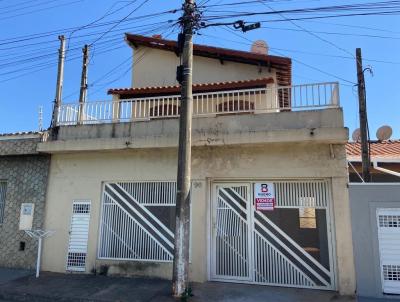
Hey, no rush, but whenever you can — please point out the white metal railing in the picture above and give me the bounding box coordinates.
[57,82,339,126]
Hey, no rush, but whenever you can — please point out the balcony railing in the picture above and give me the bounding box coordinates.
[57,82,339,126]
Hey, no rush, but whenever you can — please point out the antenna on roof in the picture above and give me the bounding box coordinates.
[352,128,361,142]
[376,125,392,141]
[38,106,43,131]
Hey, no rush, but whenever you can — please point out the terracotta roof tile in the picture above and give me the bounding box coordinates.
[108,77,274,98]
[346,140,400,160]
[0,131,42,137]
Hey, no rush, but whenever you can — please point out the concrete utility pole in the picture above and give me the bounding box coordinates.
[172,0,195,297]
[78,44,89,124]
[356,48,371,182]
[52,35,66,127]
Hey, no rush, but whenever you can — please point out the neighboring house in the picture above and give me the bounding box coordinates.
[350,184,400,299]
[0,132,50,269]
[38,34,355,295]
[347,140,400,182]
[347,140,400,298]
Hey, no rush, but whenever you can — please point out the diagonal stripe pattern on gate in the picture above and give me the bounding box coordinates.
[215,186,249,278]
[101,183,174,259]
[253,211,332,288]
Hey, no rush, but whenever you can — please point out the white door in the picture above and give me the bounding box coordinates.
[377,208,400,294]
[66,201,91,272]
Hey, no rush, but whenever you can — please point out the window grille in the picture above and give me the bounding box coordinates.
[66,252,87,270]
[0,182,7,224]
[99,181,186,262]
[383,265,400,281]
[274,180,329,208]
[73,203,90,214]
[379,215,400,228]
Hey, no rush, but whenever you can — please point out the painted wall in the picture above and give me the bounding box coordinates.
[349,183,400,299]
[131,47,277,88]
[41,143,355,294]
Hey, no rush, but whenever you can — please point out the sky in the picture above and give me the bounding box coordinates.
[0,0,399,140]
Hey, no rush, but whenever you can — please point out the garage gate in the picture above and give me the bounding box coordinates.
[210,180,336,290]
[377,208,400,294]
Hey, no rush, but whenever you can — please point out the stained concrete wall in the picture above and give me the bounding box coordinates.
[131,47,277,88]
[38,109,348,153]
[0,137,50,269]
[349,184,400,299]
[41,142,355,295]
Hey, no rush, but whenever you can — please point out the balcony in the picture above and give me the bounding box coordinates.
[56,82,340,126]
[39,81,346,153]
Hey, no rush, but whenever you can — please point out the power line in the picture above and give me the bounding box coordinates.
[259,25,400,40]
[0,0,55,11]
[297,19,400,35]
[0,8,179,45]
[0,0,60,15]
[208,10,400,23]
[199,32,400,65]
[67,0,140,49]
[255,0,355,58]
[89,0,152,47]
[87,24,180,99]
[201,1,400,22]
[0,21,177,84]
[0,0,84,22]
[221,26,356,85]
[0,20,174,69]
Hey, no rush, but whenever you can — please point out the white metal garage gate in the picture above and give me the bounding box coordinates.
[210,180,336,290]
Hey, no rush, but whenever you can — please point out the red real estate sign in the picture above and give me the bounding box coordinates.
[254,183,275,211]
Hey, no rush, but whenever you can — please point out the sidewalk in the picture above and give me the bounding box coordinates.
[0,271,355,302]
[0,269,32,286]
[0,270,390,302]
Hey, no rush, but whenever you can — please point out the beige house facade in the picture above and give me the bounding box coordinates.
[39,34,355,295]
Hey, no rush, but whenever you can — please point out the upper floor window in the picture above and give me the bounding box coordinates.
[0,182,7,224]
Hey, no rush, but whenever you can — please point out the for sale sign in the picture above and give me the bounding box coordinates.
[254,183,275,211]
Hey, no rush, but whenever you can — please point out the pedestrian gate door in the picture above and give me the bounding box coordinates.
[66,201,91,272]
[211,182,335,290]
[377,208,400,294]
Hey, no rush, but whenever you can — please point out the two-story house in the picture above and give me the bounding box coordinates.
[38,34,355,294]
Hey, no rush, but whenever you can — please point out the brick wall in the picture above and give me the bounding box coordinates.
[0,137,50,269]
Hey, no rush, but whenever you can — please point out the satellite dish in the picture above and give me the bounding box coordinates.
[251,40,269,55]
[352,128,361,142]
[376,125,392,141]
